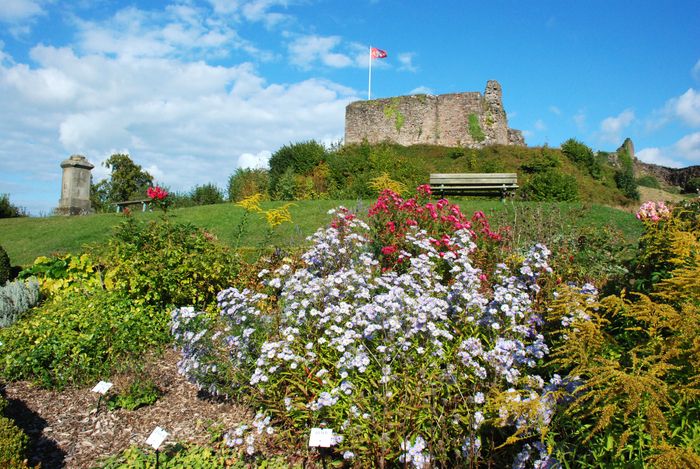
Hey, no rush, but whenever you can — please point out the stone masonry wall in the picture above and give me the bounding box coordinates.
[345,80,525,148]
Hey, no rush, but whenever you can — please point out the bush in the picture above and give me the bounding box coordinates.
[636,175,661,189]
[190,183,224,206]
[0,245,10,285]
[0,396,29,468]
[0,194,26,219]
[520,147,561,174]
[0,279,40,328]
[106,378,162,411]
[18,253,102,299]
[268,141,327,196]
[99,218,240,310]
[684,177,700,194]
[227,168,269,202]
[561,138,602,179]
[0,287,170,389]
[614,145,639,200]
[173,189,560,467]
[521,170,579,201]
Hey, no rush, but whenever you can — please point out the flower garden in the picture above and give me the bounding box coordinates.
[0,186,698,468]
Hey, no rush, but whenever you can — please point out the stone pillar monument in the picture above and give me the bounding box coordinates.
[57,155,94,215]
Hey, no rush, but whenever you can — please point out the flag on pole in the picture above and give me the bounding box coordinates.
[370,47,387,59]
[368,46,387,100]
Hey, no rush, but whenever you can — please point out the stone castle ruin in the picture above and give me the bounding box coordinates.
[345,80,525,148]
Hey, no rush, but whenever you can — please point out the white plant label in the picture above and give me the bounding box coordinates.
[91,381,113,394]
[308,427,333,447]
[146,426,169,450]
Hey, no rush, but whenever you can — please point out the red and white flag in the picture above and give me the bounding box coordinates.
[370,47,387,59]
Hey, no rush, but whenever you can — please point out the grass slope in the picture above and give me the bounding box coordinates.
[1,200,642,267]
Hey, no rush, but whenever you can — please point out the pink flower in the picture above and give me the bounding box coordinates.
[381,245,398,256]
[147,186,168,201]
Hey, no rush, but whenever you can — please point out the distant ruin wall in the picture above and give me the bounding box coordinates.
[345,80,525,148]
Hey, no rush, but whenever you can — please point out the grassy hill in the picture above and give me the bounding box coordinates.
[1,199,642,267]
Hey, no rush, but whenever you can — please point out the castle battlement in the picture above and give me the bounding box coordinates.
[344,80,525,148]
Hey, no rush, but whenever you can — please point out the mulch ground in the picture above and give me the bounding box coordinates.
[2,348,250,468]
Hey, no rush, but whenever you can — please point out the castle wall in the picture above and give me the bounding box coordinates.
[344,80,525,148]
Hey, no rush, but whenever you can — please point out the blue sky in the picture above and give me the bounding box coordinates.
[1,0,699,215]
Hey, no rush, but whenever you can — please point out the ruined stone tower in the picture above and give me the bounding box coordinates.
[344,80,525,148]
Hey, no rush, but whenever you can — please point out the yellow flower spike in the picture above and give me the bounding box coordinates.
[264,203,295,228]
[236,193,264,213]
[369,172,407,195]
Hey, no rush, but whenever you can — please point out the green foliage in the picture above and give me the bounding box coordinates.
[0,194,26,219]
[383,98,405,131]
[18,253,103,299]
[520,147,561,173]
[468,113,486,142]
[190,183,225,206]
[273,167,297,201]
[101,444,293,469]
[99,218,240,309]
[561,138,602,179]
[685,177,700,194]
[614,146,639,200]
[228,168,270,202]
[0,245,10,284]
[92,154,154,210]
[106,378,162,411]
[0,287,169,389]
[268,141,327,196]
[0,278,40,328]
[0,395,29,468]
[522,170,579,201]
[636,174,661,189]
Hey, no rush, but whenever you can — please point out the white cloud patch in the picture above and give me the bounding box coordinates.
[692,58,700,81]
[288,34,353,69]
[534,119,547,131]
[598,109,635,144]
[670,88,700,126]
[409,86,433,95]
[0,0,45,23]
[573,110,586,130]
[239,150,271,168]
[0,42,358,214]
[548,105,561,116]
[397,52,417,72]
[637,131,700,168]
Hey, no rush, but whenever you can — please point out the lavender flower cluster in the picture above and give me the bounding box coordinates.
[172,207,562,467]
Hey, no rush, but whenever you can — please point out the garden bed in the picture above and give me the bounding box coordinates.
[1,349,249,468]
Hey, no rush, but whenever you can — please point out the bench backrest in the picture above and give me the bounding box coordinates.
[430,173,518,185]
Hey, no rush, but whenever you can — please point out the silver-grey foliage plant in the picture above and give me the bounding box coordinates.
[0,278,40,327]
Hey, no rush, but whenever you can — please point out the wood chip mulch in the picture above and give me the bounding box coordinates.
[1,348,251,469]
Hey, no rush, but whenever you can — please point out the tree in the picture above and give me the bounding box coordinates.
[91,154,154,211]
[190,183,224,206]
[0,194,27,218]
[268,141,327,197]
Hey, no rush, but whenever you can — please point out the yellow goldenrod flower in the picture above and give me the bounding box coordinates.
[236,193,264,213]
[369,172,407,195]
[264,203,294,228]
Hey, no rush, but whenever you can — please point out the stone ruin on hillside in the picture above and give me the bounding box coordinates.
[344,80,525,148]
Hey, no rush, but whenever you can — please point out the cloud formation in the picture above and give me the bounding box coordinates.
[637,131,700,168]
[598,109,635,144]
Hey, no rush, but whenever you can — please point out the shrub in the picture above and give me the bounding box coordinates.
[0,194,26,219]
[0,278,40,328]
[99,218,240,310]
[190,183,224,206]
[100,444,254,468]
[614,145,639,200]
[0,287,169,389]
[273,167,297,201]
[636,174,661,189]
[0,396,29,468]
[684,177,700,194]
[561,138,602,179]
[228,168,270,202]
[268,141,327,195]
[106,378,162,411]
[520,147,561,174]
[521,170,579,201]
[18,253,102,299]
[0,245,10,285]
[173,189,560,467]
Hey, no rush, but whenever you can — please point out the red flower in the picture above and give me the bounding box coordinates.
[147,186,169,201]
[381,245,398,256]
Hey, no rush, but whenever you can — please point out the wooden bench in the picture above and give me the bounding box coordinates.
[114,199,151,213]
[429,173,518,198]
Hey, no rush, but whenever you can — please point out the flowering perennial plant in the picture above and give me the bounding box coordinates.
[146,185,170,213]
[172,190,562,467]
[636,200,671,222]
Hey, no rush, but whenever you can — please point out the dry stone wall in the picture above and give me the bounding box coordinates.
[345,80,525,148]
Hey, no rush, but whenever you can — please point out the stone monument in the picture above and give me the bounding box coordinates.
[56,155,94,215]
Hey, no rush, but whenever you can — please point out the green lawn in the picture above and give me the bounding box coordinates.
[0,199,643,267]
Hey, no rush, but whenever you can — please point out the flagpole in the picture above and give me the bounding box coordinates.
[368,45,372,100]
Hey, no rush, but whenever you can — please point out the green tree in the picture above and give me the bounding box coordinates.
[268,141,327,197]
[190,183,224,205]
[0,194,26,219]
[91,154,154,210]
[561,138,602,179]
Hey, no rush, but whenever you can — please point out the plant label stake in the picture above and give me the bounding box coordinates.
[91,381,113,415]
[146,426,169,469]
[309,427,333,469]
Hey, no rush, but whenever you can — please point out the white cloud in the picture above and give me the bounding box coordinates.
[599,109,635,144]
[636,131,700,168]
[288,35,353,69]
[548,105,561,116]
[0,42,358,214]
[534,119,547,131]
[0,0,45,23]
[239,150,271,169]
[573,110,586,130]
[397,52,417,72]
[647,88,700,131]
[409,86,433,95]
[692,58,700,81]
[241,0,290,28]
